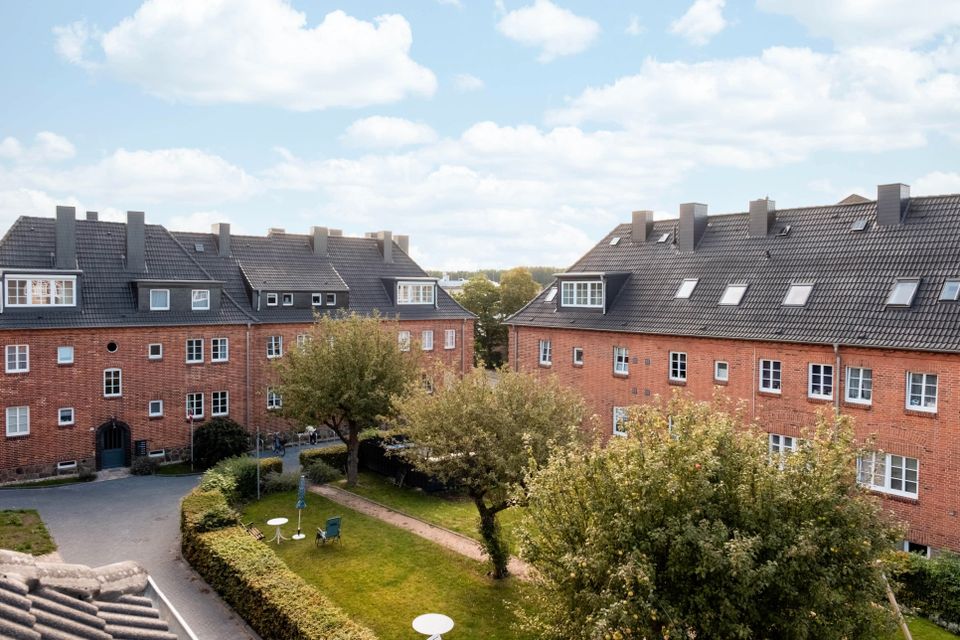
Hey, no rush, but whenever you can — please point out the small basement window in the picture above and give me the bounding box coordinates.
[940,279,960,301]
[674,278,698,299]
[783,283,814,306]
[719,284,748,306]
[886,279,920,307]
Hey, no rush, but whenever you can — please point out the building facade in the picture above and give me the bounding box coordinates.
[0,208,474,481]
[507,184,960,554]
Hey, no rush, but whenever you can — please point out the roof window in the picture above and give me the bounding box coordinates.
[609,237,621,246]
[657,232,670,243]
[544,287,558,303]
[886,279,919,307]
[194,243,204,252]
[850,219,868,232]
[719,284,748,306]
[783,283,814,306]
[776,225,792,237]
[674,278,698,299]
[940,279,960,301]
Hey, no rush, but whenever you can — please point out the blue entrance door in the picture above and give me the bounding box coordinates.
[99,420,128,469]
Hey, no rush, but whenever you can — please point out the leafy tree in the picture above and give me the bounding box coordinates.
[275,311,420,486]
[499,267,541,317]
[192,417,250,470]
[517,397,901,640]
[395,367,585,578]
[454,275,505,366]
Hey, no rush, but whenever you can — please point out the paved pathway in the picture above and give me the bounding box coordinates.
[310,483,534,580]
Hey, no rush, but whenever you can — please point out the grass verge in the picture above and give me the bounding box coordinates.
[905,617,960,639]
[1,475,92,489]
[156,461,199,475]
[0,509,57,555]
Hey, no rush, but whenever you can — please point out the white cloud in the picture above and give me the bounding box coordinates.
[436,0,464,7]
[914,171,960,196]
[757,0,960,47]
[341,117,439,149]
[453,73,485,92]
[54,0,436,110]
[626,15,644,36]
[496,0,600,63]
[0,137,23,160]
[0,132,76,164]
[670,0,727,46]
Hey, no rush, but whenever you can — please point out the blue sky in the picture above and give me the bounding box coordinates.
[1,0,959,269]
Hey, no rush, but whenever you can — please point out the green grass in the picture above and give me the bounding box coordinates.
[242,491,533,640]
[0,509,57,555]
[1,475,91,488]
[156,461,199,475]
[906,617,960,639]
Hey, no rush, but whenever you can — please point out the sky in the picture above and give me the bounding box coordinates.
[1,0,959,270]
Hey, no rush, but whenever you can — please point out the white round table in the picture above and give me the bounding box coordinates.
[266,517,288,545]
[412,613,454,639]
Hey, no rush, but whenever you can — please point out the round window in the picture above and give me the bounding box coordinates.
[106,342,118,353]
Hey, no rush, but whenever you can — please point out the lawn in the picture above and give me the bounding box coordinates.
[156,461,199,475]
[1,475,92,488]
[242,491,533,640]
[906,617,960,639]
[0,509,57,555]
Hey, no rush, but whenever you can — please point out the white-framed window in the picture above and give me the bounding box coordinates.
[267,336,283,359]
[266,293,278,307]
[186,338,204,363]
[940,279,960,301]
[539,339,552,365]
[186,392,204,419]
[267,389,282,410]
[444,329,456,350]
[902,541,931,558]
[150,289,170,311]
[312,293,323,306]
[845,367,873,405]
[5,344,29,373]
[858,452,919,498]
[669,352,687,381]
[191,289,211,311]
[808,363,834,400]
[560,280,604,308]
[398,331,411,352]
[421,330,434,351]
[769,433,797,455]
[103,368,122,397]
[5,276,76,307]
[211,338,229,362]
[714,360,729,382]
[783,283,814,306]
[57,346,74,365]
[719,284,748,306]
[148,343,163,360]
[148,400,164,418]
[282,293,293,306]
[397,282,436,305]
[326,293,337,306]
[906,372,937,412]
[58,407,75,426]
[613,406,628,437]
[674,278,698,299]
[212,391,229,417]
[296,334,309,348]
[759,359,781,393]
[573,347,584,365]
[886,279,920,307]
[5,406,29,436]
[613,346,629,375]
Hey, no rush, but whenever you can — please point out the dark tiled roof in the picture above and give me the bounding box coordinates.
[507,194,960,353]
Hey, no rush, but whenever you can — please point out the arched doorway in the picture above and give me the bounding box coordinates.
[96,419,130,469]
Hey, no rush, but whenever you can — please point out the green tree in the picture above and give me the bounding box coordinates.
[275,311,420,486]
[517,397,901,640]
[499,267,541,317]
[454,275,505,366]
[395,367,585,579]
[192,417,250,470]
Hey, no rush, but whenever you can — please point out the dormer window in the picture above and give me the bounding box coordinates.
[326,293,337,306]
[886,279,919,307]
[397,282,435,305]
[674,279,698,299]
[719,284,748,306]
[191,289,210,311]
[150,289,170,311]
[266,293,278,307]
[560,281,603,308]
[783,283,813,307]
[5,276,77,307]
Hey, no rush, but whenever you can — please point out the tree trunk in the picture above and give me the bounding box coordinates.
[346,428,360,487]
[474,495,509,579]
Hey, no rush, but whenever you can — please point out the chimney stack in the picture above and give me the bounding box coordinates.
[267,227,285,236]
[631,210,653,243]
[311,226,328,257]
[126,211,146,273]
[329,229,343,237]
[877,183,910,226]
[212,223,231,257]
[677,203,708,252]
[377,230,393,263]
[55,206,77,269]
[748,198,776,237]
[395,234,409,254]
[85,211,98,221]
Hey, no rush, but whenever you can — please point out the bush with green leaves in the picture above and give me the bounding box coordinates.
[130,456,160,476]
[300,444,348,471]
[304,460,342,484]
[192,417,250,470]
[199,456,282,506]
[263,471,300,494]
[889,550,960,632]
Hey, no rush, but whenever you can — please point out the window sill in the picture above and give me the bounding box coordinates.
[5,433,29,439]
[757,389,781,397]
[186,361,204,366]
[57,363,74,367]
[211,360,230,365]
[444,347,456,351]
[538,363,552,369]
[5,371,29,375]
[806,396,833,405]
[843,400,872,410]
[148,415,164,421]
[572,362,584,368]
[904,408,938,418]
[868,489,919,505]
[668,379,687,386]
[613,372,629,378]
[713,379,729,386]
[104,395,122,399]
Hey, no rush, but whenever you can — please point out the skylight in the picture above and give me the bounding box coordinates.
[783,283,814,306]
[776,225,792,237]
[194,243,204,252]
[544,287,558,302]
[719,284,748,306]
[675,278,698,299]
[940,279,960,301]
[657,232,670,243]
[610,237,621,246]
[850,219,868,232]
[886,279,920,307]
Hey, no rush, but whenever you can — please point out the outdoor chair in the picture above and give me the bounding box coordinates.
[315,516,342,546]
[242,521,264,541]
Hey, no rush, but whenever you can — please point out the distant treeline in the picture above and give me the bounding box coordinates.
[426,267,561,287]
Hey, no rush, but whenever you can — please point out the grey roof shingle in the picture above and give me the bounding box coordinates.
[507,194,960,353]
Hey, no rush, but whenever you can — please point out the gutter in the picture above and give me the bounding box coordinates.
[834,342,841,412]
[145,576,201,640]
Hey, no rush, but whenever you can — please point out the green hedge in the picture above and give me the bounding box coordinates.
[890,551,960,632]
[181,487,377,640]
[198,456,283,506]
[300,445,348,472]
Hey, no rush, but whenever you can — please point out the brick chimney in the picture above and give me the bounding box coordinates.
[877,183,910,226]
[55,206,77,270]
[377,230,393,264]
[749,198,776,237]
[631,210,653,243]
[85,211,98,221]
[677,203,708,252]
[311,226,328,257]
[212,223,231,257]
[395,234,409,254]
[126,211,145,273]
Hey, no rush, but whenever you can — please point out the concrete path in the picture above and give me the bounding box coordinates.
[310,483,534,580]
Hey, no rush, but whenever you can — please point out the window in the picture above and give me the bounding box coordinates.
[674,279,698,299]
[150,289,170,311]
[670,352,687,381]
[560,281,604,308]
[281,293,293,306]
[212,391,229,417]
[657,232,670,243]
[808,363,834,399]
[719,284,748,306]
[186,393,204,419]
[539,340,552,365]
[444,329,456,350]
[296,334,309,348]
[148,343,163,360]
[397,282,435,305]
[714,361,729,382]
[421,330,434,351]
[573,347,584,365]
[783,283,814,306]
[5,406,29,436]
[148,400,163,418]
[613,346,629,375]
[940,279,960,301]
[266,293,278,306]
[5,345,29,373]
[907,372,937,412]
[58,407,75,426]
[846,367,873,404]
[858,452,919,498]
[759,359,781,393]
[886,279,920,307]
[267,389,282,410]
[57,346,74,365]
[613,406,628,437]
[186,338,204,363]
[207,338,227,362]
[191,289,211,311]
[103,368,122,397]
[398,331,411,352]
[326,293,337,306]
[903,541,931,558]
[5,276,76,307]
[544,287,558,302]
[610,236,621,245]
[312,293,323,306]
[267,336,283,359]
[768,433,797,455]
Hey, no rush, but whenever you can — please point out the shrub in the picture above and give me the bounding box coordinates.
[130,456,159,476]
[200,456,284,506]
[300,444,348,472]
[890,550,960,632]
[193,418,250,470]
[263,471,300,494]
[305,460,342,484]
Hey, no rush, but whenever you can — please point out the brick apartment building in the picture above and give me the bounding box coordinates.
[507,183,960,555]
[0,207,474,482]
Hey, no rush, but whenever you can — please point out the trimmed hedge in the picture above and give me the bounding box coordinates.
[182,487,377,640]
[198,456,283,506]
[890,551,960,632]
[300,445,348,472]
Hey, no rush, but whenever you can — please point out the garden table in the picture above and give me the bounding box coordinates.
[266,517,288,545]
[413,613,454,639]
